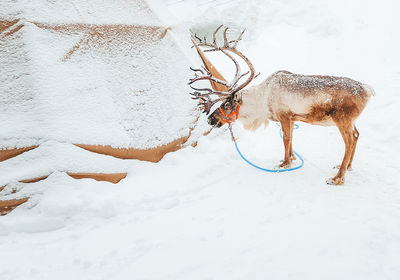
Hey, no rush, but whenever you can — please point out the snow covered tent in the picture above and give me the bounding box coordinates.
[0,0,198,214]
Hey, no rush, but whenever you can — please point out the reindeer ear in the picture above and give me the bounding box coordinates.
[233,93,242,104]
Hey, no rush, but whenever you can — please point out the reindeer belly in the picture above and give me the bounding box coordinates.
[297,104,336,126]
[301,116,335,126]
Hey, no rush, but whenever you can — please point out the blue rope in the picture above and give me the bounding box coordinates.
[231,123,304,173]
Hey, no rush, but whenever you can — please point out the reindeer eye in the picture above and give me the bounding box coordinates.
[224,102,230,108]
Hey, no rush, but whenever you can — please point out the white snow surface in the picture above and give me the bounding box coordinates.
[1,0,400,279]
[1,0,163,25]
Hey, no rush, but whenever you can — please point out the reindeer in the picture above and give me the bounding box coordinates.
[189,26,375,185]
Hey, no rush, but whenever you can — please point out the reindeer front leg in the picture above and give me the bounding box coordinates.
[279,119,294,168]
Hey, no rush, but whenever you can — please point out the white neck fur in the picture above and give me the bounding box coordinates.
[238,84,271,131]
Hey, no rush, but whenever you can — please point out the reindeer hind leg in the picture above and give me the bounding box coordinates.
[327,122,354,185]
[333,124,358,171]
[346,125,359,170]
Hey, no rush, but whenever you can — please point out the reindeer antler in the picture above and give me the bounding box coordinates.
[189,25,256,114]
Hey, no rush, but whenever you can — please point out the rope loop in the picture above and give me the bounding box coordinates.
[229,123,304,173]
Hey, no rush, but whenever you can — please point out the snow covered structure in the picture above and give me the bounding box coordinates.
[0,0,198,214]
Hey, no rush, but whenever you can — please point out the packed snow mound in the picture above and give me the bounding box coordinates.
[0,0,199,150]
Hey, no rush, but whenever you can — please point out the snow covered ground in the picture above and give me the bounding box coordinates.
[1,0,400,279]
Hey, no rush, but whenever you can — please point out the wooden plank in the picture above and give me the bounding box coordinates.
[0,197,29,216]
[0,146,38,162]
[67,173,127,184]
[75,134,190,163]
[19,175,49,183]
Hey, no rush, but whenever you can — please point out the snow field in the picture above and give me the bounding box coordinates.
[1,125,400,279]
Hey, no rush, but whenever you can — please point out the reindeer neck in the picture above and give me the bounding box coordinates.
[237,83,272,131]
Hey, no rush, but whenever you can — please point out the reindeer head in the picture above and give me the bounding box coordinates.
[189,25,256,128]
[207,93,242,127]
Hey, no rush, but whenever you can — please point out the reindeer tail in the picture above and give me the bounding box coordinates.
[363,84,376,97]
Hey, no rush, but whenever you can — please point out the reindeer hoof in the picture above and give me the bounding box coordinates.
[278,161,292,169]
[326,177,345,185]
